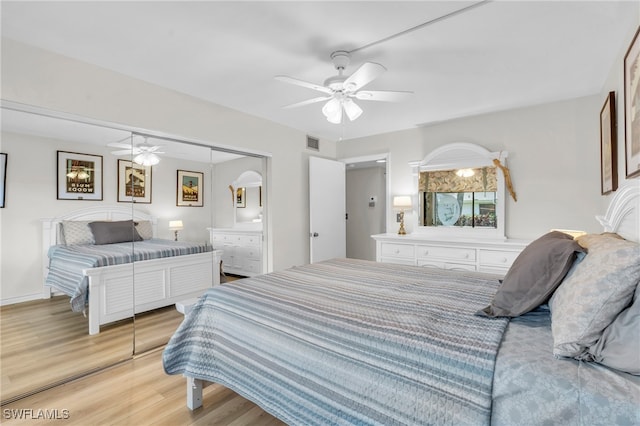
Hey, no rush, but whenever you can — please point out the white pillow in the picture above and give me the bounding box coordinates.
[550,234,640,359]
[134,220,154,240]
[61,220,95,245]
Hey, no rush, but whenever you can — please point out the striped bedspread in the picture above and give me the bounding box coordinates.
[46,239,212,312]
[163,258,508,425]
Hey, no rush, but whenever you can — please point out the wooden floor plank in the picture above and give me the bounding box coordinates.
[1,349,285,425]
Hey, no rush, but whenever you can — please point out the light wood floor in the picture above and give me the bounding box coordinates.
[1,348,286,425]
[1,276,284,424]
[1,295,182,402]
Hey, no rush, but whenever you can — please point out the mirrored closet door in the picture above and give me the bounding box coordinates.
[0,104,270,402]
[0,108,135,402]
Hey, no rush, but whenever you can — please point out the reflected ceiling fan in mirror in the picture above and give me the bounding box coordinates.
[275,50,413,124]
[109,136,164,166]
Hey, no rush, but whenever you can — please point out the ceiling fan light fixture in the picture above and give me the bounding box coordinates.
[322,98,343,124]
[134,152,160,166]
[343,98,363,121]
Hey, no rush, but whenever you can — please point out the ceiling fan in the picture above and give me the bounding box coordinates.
[109,136,164,166]
[275,50,412,124]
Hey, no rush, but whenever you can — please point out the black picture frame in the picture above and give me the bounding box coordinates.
[600,91,617,195]
[57,150,103,201]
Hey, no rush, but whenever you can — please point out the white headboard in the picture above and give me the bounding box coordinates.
[41,206,158,293]
[596,179,640,243]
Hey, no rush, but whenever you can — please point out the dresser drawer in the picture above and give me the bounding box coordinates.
[416,245,476,262]
[479,249,520,268]
[242,234,261,246]
[380,242,415,259]
[239,245,261,260]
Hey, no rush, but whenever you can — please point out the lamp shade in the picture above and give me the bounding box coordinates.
[169,220,184,230]
[392,196,412,210]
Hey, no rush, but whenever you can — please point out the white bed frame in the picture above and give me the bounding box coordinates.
[182,178,640,411]
[42,206,220,335]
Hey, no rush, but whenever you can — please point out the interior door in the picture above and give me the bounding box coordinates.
[309,156,346,263]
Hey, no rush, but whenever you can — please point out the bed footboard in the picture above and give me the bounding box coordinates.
[86,251,220,335]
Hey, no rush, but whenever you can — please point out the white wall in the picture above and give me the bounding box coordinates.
[599,23,640,213]
[0,38,336,303]
[338,95,605,240]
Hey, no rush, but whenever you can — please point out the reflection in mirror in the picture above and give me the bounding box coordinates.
[131,140,217,355]
[234,170,262,227]
[0,108,134,402]
[419,167,497,228]
[412,142,507,240]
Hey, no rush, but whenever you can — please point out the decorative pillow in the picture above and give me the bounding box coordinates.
[134,220,153,240]
[478,231,585,317]
[61,220,95,245]
[88,220,143,245]
[586,284,640,375]
[550,233,640,359]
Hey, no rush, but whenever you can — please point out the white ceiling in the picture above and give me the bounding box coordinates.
[1,1,637,142]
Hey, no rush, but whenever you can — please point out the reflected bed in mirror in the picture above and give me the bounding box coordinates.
[410,143,509,240]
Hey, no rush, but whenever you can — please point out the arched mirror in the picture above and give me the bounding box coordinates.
[411,143,509,241]
[233,170,263,228]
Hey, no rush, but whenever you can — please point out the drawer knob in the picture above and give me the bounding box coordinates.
[501,257,508,263]
[394,249,400,254]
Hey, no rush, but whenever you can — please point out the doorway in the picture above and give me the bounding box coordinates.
[344,155,388,261]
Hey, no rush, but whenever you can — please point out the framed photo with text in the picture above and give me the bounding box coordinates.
[117,159,152,203]
[57,151,103,201]
[177,169,204,207]
[624,27,640,178]
[600,91,617,195]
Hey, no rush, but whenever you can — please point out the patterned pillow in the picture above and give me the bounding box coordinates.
[587,283,640,375]
[61,220,95,245]
[550,234,640,359]
[134,220,154,240]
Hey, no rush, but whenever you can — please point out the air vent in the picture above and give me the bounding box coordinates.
[306,136,319,151]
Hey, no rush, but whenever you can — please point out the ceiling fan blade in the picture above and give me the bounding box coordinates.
[275,75,333,95]
[111,149,136,155]
[353,90,413,102]
[283,96,333,109]
[343,62,386,92]
[107,142,134,149]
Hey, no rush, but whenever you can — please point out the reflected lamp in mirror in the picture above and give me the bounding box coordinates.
[393,196,412,235]
[169,220,184,241]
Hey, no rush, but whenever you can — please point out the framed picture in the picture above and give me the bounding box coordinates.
[624,27,640,178]
[57,151,103,201]
[236,187,246,208]
[117,159,152,203]
[600,91,618,195]
[177,169,204,207]
[0,153,7,208]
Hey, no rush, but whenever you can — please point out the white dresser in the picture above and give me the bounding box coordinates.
[208,228,263,277]
[372,233,529,276]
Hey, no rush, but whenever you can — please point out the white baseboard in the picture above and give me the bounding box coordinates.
[0,292,57,306]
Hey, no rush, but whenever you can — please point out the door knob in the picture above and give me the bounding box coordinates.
[310,232,319,237]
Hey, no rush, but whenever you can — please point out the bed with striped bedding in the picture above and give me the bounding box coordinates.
[46,239,212,312]
[163,258,509,425]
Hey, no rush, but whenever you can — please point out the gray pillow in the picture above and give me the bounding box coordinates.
[587,284,640,375]
[549,233,640,358]
[478,231,585,317]
[89,220,143,245]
